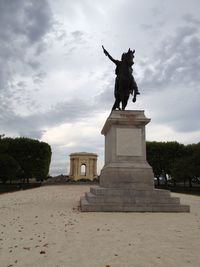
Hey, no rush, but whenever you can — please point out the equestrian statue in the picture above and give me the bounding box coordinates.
[102,45,140,110]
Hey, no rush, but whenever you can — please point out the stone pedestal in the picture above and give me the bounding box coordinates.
[80,110,190,212]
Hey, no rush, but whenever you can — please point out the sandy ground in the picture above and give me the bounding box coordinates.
[0,185,200,267]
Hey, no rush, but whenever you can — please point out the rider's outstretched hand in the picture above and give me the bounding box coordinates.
[102,45,108,56]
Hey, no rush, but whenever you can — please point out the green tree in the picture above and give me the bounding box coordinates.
[190,142,200,180]
[170,143,200,187]
[0,154,20,183]
[146,141,185,185]
[146,141,163,185]
[161,141,185,184]
[0,134,5,139]
[0,137,51,183]
[171,156,195,187]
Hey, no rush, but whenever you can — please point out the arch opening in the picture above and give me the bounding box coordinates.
[81,164,86,176]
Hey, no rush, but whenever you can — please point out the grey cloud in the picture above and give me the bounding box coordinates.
[33,72,46,84]
[0,0,53,92]
[0,0,52,45]
[61,30,88,59]
[140,24,154,31]
[71,30,84,39]
[17,81,26,88]
[64,30,87,47]
[0,97,101,138]
[140,25,200,92]
[145,86,200,133]
[27,60,40,70]
[57,31,67,41]
[24,1,53,43]
[94,82,114,109]
[64,47,76,59]
[19,130,46,139]
[140,20,165,32]
[151,3,165,17]
[139,23,200,133]
[182,14,200,25]
[0,0,54,132]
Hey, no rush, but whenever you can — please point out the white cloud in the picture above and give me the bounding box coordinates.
[42,113,106,175]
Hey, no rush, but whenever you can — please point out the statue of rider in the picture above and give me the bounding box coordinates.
[102,46,140,110]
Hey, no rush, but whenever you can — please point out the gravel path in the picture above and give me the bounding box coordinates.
[0,185,199,267]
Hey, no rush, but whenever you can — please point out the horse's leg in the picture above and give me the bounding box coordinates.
[112,95,121,110]
[122,95,129,110]
[132,90,137,102]
[122,102,126,110]
[112,78,121,110]
[112,100,118,110]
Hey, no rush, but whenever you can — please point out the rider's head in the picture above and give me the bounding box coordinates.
[121,53,126,61]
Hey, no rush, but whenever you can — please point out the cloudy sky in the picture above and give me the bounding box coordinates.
[0,0,200,175]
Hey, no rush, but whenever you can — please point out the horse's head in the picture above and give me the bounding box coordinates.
[121,48,135,65]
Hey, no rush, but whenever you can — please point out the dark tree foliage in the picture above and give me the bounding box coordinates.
[171,156,194,187]
[190,142,200,179]
[146,141,184,185]
[174,142,200,187]
[146,141,163,185]
[0,154,20,184]
[0,137,51,183]
[146,141,200,186]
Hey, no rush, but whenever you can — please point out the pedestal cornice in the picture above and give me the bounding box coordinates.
[101,110,150,135]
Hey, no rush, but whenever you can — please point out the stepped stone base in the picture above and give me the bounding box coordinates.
[80,186,190,212]
[80,110,190,212]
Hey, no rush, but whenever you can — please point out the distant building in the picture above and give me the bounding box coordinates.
[69,152,98,180]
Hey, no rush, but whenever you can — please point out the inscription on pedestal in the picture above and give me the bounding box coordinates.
[116,128,142,156]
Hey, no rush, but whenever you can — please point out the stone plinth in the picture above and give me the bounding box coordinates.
[81,110,190,212]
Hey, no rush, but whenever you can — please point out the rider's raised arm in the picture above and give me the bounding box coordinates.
[102,45,118,64]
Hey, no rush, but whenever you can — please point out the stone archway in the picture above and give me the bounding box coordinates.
[69,152,98,180]
[80,164,86,176]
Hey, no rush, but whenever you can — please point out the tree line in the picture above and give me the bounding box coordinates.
[0,137,199,186]
[146,141,200,187]
[0,137,51,184]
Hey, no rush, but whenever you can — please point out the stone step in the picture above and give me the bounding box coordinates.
[85,192,180,204]
[135,196,180,204]
[80,197,190,212]
[90,186,171,198]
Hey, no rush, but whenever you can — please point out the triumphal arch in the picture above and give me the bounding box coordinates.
[69,152,98,180]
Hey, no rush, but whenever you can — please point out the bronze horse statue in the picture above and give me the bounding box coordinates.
[102,46,140,110]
